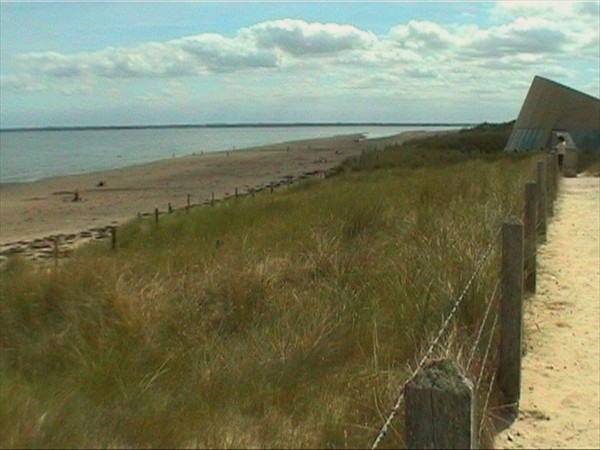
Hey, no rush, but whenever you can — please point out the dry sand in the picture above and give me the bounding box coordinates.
[0,130,434,261]
[495,176,600,449]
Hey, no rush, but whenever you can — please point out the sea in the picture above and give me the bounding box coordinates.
[0,125,467,184]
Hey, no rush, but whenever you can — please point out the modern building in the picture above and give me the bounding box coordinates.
[505,76,600,152]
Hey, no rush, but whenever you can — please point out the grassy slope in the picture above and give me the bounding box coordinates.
[1,128,539,448]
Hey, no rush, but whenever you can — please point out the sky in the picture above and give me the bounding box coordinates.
[1,1,599,128]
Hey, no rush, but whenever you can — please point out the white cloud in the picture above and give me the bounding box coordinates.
[389,20,457,51]
[0,74,46,92]
[464,18,569,57]
[491,1,599,58]
[10,18,376,86]
[404,67,438,79]
[244,19,377,56]
[1,11,597,111]
[171,34,279,73]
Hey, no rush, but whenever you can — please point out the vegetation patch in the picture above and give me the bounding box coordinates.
[1,130,541,448]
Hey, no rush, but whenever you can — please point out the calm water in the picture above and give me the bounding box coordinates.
[0,125,464,184]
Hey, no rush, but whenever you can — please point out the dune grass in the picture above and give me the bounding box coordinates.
[578,147,600,176]
[0,142,539,448]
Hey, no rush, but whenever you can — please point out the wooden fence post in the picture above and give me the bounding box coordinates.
[498,216,524,417]
[536,161,547,241]
[524,182,538,293]
[546,155,554,217]
[235,187,238,198]
[405,359,476,449]
[211,191,215,206]
[550,153,558,198]
[563,147,578,177]
[168,202,173,213]
[110,226,117,250]
[187,194,191,213]
[270,183,274,193]
[154,208,159,225]
[251,188,255,198]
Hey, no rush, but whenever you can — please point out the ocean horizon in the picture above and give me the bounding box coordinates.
[0,124,469,184]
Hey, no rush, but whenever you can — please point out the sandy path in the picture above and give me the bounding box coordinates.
[495,176,600,449]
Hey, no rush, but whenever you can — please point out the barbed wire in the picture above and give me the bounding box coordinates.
[370,225,502,449]
[470,291,500,444]
[466,279,500,371]
[476,311,499,389]
[478,369,497,444]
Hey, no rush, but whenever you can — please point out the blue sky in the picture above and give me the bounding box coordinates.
[1,1,599,128]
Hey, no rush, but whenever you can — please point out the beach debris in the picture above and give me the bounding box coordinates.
[72,190,80,202]
[96,180,105,187]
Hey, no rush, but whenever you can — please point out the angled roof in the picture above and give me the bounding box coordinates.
[505,76,600,151]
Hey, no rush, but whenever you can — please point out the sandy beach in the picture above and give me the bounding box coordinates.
[0,130,434,261]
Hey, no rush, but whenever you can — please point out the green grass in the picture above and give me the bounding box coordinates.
[1,140,539,448]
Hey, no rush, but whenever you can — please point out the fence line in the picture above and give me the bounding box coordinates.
[126,168,334,226]
[466,279,500,371]
[370,228,501,449]
[371,152,559,449]
[477,310,499,389]
[97,150,558,449]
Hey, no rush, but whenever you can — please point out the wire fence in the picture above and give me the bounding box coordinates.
[370,225,502,449]
[0,167,337,263]
[113,151,557,449]
[370,152,559,449]
[13,149,559,448]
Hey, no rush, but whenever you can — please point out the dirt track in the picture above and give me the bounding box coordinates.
[495,176,600,449]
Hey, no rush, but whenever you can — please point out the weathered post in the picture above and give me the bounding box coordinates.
[235,187,238,198]
[551,153,559,197]
[187,194,191,213]
[270,183,274,194]
[536,161,547,241]
[251,188,255,198]
[546,155,554,217]
[168,202,173,214]
[498,217,524,417]
[563,147,578,177]
[154,208,159,225]
[211,191,215,207]
[110,226,117,251]
[405,359,476,449]
[524,182,537,293]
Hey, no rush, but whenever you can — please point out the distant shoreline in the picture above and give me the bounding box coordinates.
[0,122,474,133]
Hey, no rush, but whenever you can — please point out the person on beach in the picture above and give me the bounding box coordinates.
[555,135,567,171]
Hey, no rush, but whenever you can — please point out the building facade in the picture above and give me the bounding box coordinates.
[505,76,600,152]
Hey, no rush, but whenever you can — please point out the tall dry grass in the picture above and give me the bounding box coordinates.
[1,144,539,448]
